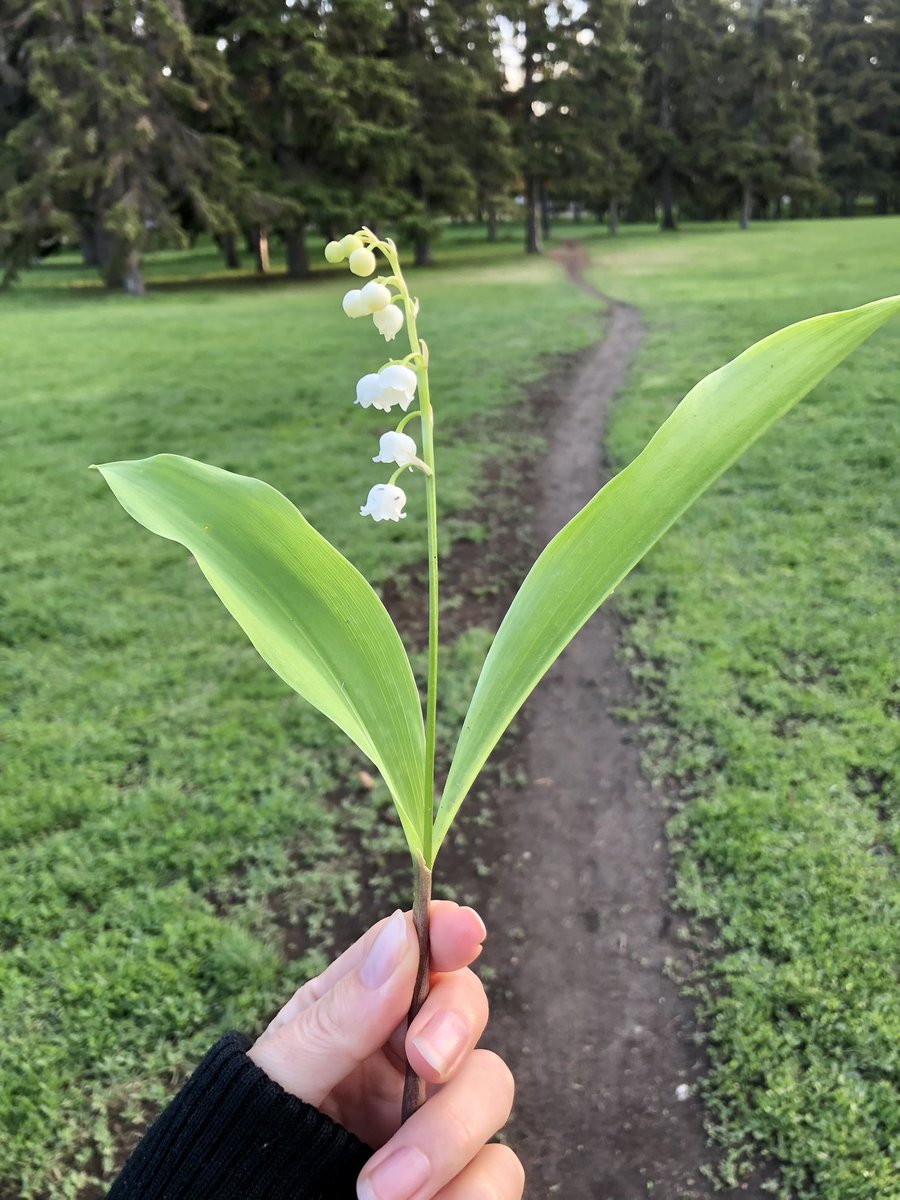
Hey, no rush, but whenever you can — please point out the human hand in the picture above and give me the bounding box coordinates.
[248,902,522,1199]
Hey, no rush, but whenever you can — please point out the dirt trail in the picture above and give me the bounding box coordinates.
[474,244,732,1199]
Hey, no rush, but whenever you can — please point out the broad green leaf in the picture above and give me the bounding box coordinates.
[435,295,900,856]
[95,455,426,852]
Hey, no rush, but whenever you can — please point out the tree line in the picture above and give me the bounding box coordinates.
[1,0,897,292]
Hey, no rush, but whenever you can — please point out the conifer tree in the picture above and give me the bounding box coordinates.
[725,0,818,228]
[810,0,900,213]
[632,0,730,230]
[0,0,239,292]
[386,0,514,266]
[560,0,641,234]
[197,0,412,278]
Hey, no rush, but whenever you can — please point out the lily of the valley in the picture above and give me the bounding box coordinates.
[356,363,418,413]
[373,431,430,473]
[360,483,407,522]
[373,305,404,341]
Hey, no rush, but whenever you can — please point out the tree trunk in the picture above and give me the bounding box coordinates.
[487,205,498,242]
[660,160,677,231]
[525,176,542,255]
[740,178,752,230]
[104,242,144,295]
[608,199,619,237]
[254,228,270,273]
[540,187,552,240]
[840,192,856,218]
[572,202,583,224]
[285,224,309,278]
[414,234,433,267]
[80,222,99,268]
[222,232,241,270]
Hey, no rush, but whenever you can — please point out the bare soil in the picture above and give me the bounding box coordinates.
[407,245,761,1199]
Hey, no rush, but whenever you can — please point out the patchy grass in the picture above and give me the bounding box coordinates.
[586,217,900,1199]
[0,244,598,1197]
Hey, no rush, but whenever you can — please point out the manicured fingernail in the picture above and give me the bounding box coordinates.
[411,1009,469,1078]
[358,1147,430,1200]
[360,910,409,990]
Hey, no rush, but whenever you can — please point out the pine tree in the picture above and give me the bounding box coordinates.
[560,0,641,234]
[632,0,731,230]
[197,0,412,278]
[810,0,900,213]
[720,0,819,227]
[503,0,553,253]
[0,0,239,293]
[386,0,514,266]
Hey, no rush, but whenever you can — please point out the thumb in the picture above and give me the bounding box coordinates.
[248,910,417,1106]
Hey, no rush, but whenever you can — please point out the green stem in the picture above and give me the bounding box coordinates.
[401,852,432,1122]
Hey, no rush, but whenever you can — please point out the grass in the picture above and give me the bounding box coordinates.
[583,217,900,1200]
[3,216,897,1199]
[0,236,599,1197]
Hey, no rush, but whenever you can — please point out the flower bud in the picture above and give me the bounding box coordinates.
[355,373,382,408]
[373,305,404,341]
[360,281,391,312]
[373,431,426,470]
[360,483,407,522]
[342,289,369,318]
[349,247,377,277]
[338,233,363,258]
[324,240,344,263]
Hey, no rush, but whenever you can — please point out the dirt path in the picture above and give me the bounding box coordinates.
[471,245,728,1199]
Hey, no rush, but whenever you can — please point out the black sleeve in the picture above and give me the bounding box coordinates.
[107,1032,373,1199]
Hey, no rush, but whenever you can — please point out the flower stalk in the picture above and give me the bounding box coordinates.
[330,228,439,1121]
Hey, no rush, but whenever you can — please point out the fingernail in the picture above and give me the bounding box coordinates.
[360,910,409,990]
[358,1147,430,1200]
[462,906,487,941]
[411,1009,469,1078]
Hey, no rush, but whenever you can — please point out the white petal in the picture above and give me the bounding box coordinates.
[373,305,404,341]
[360,281,392,312]
[360,483,407,521]
[378,363,417,397]
[373,431,418,465]
[355,373,382,408]
[342,289,368,318]
[349,247,377,277]
[338,233,363,257]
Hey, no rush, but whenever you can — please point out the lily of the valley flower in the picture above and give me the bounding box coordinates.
[325,233,363,263]
[355,363,418,412]
[360,281,391,311]
[373,305,404,341]
[349,247,377,277]
[373,431,429,473]
[343,289,370,319]
[360,483,407,522]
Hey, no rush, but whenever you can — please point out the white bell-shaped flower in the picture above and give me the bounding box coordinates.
[349,247,377,277]
[360,483,407,522]
[355,373,383,408]
[360,281,391,312]
[354,363,418,413]
[378,364,417,397]
[372,431,426,470]
[373,304,404,341]
[343,289,369,319]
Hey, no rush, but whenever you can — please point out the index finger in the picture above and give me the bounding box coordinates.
[265,903,486,1031]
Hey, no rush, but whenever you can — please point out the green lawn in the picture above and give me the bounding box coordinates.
[0,239,598,1197]
[586,218,900,1200]
[2,218,897,1199]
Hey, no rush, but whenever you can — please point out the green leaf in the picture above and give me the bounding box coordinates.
[94,455,426,853]
[435,295,900,856]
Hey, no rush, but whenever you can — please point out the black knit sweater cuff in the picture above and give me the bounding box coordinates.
[107,1032,373,1199]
